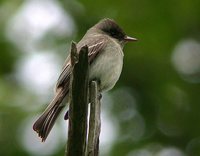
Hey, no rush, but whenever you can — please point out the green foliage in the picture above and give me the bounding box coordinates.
[0,0,200,155]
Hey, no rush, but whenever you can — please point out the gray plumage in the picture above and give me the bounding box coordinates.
[33,18,137,141]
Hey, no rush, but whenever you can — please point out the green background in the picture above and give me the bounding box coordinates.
[0,0,200,155]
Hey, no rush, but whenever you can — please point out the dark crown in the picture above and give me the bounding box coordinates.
[95,18,126,41]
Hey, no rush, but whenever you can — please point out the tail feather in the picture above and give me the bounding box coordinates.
[33,88,68,142]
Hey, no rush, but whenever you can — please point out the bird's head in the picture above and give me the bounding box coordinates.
[94,18,137,46]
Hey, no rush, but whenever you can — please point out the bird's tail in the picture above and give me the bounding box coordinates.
[33,88,68,142]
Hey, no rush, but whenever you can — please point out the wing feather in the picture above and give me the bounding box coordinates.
[56,37,106,89]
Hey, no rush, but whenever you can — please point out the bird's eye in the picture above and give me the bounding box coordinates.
[103,27,124,40]
[109,29,117,37]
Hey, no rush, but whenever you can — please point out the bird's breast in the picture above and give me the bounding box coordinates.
[89,42,124,91]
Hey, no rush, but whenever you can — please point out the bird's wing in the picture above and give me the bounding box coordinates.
[56,37,106,89]
[85,37,106,63]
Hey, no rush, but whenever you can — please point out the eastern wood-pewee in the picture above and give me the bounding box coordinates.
[33,18,137,141]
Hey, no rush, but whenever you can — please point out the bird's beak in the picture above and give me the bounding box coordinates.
[124,36,138,42]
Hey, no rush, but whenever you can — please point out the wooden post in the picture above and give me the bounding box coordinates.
[87,81,101,156]
[65,42,89,156]
[65,42,101,156]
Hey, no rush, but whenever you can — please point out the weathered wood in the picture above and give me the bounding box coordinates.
[87,81,101,156]
[66,43,89,156]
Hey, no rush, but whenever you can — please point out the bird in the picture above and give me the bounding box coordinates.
[33,18,137,142]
